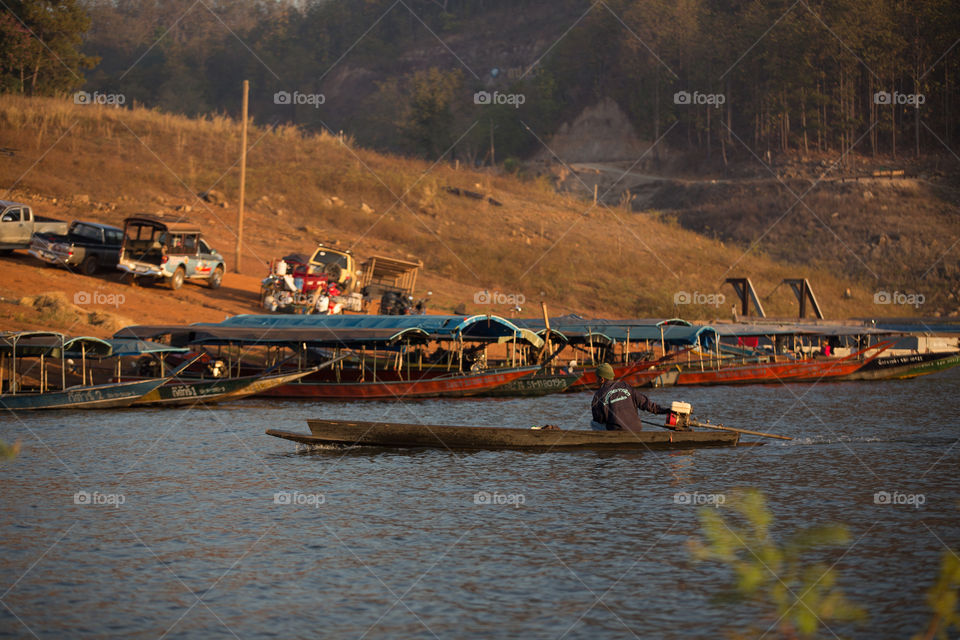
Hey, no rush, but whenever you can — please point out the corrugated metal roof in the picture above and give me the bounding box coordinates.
[711,323,890,337]
[215,314,530,342]
[106,338,189,356]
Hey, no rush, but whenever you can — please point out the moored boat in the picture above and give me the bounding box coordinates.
[267,419,741,450]
[0,332,182,411]
[473,371,581,397]
[835,350,960,381]
[133,366,320,406]
[259,365,541,400]
[669,342,892,386]
[1,377,173,410]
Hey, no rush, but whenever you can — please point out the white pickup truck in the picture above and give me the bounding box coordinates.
[0,201,69,253]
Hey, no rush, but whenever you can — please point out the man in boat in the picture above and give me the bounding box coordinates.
[590,363,676,431]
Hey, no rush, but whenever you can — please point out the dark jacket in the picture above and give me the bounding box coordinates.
[591,379,669,431]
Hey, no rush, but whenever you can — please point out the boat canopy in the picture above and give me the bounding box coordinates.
[214,314,536,343]
[62,336,113,357]
[0,332,113,357]
[535,324,717,347]
[106,338,189,357]
[513,316,705,345]
[711,323,891,338]
[185,325,431,347]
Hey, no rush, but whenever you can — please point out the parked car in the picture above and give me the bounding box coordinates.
[117,215,226,290]
[0,201,68,253]
[28,220,124,275]
[306,243,357,293]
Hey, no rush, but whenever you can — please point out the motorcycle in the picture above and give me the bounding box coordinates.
[380,291,431,315]
[260,274,343,314]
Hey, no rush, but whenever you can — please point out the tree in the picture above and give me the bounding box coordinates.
[1,0,97,95]
[399,67,465,158]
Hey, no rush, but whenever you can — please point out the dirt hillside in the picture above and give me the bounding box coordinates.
[0,96,908,336]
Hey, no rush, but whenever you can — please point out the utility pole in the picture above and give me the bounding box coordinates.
[235,79,249,274]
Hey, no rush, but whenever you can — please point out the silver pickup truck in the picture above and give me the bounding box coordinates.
[0,201,69,253]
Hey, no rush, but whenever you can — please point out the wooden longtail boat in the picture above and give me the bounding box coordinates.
[474,372,581,397]
[258,365,541,400]
[835,350,960,381]
[669,342,892,386]
[133,367,319,406]
[0,376,171,411]
[267,419,741,451]
[0,342,201,411]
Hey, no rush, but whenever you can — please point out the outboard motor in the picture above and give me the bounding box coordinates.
[665,401,692,430]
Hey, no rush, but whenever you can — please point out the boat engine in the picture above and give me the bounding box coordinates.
[665,401,692,430]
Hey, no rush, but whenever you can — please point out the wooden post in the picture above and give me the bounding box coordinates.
[235,79,249,274]
[540,302,551,365]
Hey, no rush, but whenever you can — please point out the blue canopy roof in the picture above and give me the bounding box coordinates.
[513,317,714,346]
[106,338,189,357]
[213,314,533,343]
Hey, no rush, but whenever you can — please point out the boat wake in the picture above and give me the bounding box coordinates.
[784,435,956,446]
[294,442,359,452]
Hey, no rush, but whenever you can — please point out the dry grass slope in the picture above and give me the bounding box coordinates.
[0,95,894,320]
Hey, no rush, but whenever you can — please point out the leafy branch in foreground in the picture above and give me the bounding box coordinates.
[915,511,960,640]
[0,438,20,460]
[688,489,865,639]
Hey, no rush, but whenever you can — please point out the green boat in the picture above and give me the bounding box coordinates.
[837,350,960,381]
[475,372,581,397]
[0,333,191,411]
[133,366,321,406]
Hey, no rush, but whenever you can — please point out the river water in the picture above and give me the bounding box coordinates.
[1,369,959,639]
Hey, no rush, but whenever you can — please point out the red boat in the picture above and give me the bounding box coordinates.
[566,361,662,390]
[259,365,541,400]
[670,342,892,386]
[565,346,697,390]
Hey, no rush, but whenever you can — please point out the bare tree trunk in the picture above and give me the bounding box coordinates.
[30,56,42,95]
[706,101,711,159]
[801,87,809,154]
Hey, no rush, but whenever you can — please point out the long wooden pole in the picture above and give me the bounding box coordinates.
[235,79,249,274]
[641,418,792,441]
[540,302,551,365]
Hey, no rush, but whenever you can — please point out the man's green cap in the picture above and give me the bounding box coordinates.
[596,363,614,380]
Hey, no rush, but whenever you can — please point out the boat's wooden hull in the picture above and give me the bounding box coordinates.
[835,351,960,381]
[0,377,169,411]
[474,372,581,397]
[265,419,741,450]
[257,366,540,400]
[671,356,866,386]
[133,368,316,406]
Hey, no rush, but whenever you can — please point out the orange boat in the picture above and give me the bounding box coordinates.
[669,342,892,386]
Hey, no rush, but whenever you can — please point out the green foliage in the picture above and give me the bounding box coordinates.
[914,537,960,640]
[1,0,97,95]
[399,67,464,158]
[0,439,20,460]
[71,0,960,158]
[690,489,866,638]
